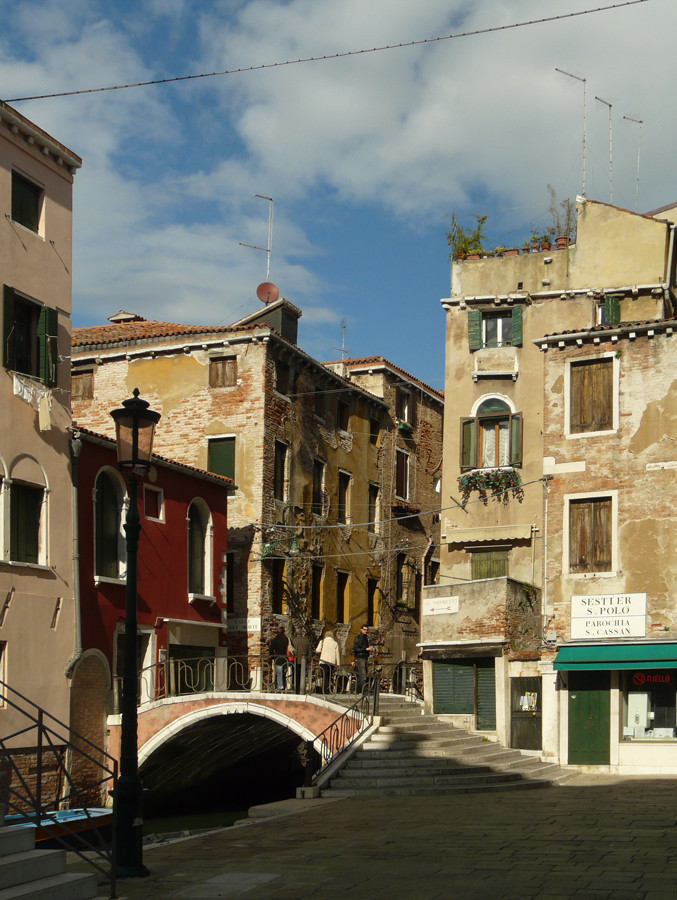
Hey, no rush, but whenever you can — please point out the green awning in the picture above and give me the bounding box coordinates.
[554,643,677,671]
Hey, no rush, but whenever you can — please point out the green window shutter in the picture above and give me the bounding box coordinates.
[95,473,120,578]
[509,413,522,467]
[188,505,206,593]
[605,295,620,326]
[467,309,482,351]
[38,305,58,386]
[511,305,523,346]
[2,286,16,371]
[208,437,235,494]
[460,417,475,470]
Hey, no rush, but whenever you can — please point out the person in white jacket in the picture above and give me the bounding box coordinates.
[316,630,340,694]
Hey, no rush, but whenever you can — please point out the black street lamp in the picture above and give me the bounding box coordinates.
[110,389,160,877]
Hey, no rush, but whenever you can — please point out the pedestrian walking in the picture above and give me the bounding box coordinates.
[316,629,340,694]
[351,624,375,693]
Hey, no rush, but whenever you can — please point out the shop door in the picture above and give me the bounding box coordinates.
[510,677,542,750]
[568,671,610,764]
[476,661,496,731]
[432,661,474,715]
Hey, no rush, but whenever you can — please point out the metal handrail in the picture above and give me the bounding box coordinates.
[305,675,380,784]
[0,679,117,899]
[112,655,423,710]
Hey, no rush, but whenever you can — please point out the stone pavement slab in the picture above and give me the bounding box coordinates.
[83,777,677,899]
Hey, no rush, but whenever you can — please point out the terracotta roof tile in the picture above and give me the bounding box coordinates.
[323,355,444,401]
[72,319,254,349]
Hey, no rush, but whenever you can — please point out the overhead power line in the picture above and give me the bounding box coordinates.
[5,1,649,104]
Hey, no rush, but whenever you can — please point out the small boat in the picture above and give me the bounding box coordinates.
[4,807,112,848]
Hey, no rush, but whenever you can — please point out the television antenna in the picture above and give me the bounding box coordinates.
[595,96,614,204]
[556,68,587,197]
[239,193,274,281]
[332,319,351,361]
[623,114,644,212]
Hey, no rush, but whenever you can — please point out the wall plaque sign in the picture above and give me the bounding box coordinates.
[423,595,460,616]
[570,593,647,640]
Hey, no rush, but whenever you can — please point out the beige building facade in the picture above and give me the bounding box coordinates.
[426,198,677,772]
[0,102,81,736]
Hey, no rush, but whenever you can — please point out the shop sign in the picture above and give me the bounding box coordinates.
[423,595,460,616]
[630,671,674,687]
[570,593,647,640]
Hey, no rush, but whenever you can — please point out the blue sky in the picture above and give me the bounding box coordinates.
[1,0,671,392]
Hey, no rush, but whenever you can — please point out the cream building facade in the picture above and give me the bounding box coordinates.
[424,198,677,772]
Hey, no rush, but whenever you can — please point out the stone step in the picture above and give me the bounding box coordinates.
[0,832,34,860]
[0,849,65,891]
[321,780,549,798]
[336,762,494,779]
[0,871,98,900]
[332,770,523,790]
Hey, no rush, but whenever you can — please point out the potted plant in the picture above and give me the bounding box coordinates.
[457,468,524,507]
[447,213,487,261]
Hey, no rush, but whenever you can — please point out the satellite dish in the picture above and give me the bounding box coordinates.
[256,282,279,305]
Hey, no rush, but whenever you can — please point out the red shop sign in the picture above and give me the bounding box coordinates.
[631,671,674,687]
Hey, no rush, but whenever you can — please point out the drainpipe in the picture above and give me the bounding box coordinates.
[65,433,83,677]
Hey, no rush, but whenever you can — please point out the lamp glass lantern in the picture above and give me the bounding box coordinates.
[111,388,160,472]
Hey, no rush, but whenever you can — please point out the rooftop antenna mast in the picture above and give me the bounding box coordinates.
[239,193,274,281]
[595,96,614,204]
[623,114,644,212]
[556,68,587,197]
[332,319,351,361]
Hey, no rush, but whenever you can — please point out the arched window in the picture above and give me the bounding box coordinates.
[95,470,124,579]
[9,456,47,565]
[461,398,522,471]
[187,500,212,598]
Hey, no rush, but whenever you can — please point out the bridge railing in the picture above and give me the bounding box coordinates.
[0,678,117,899]
[112,656,423,710]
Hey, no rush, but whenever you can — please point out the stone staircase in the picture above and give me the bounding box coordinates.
[0,826,97,900]
[321,695,575,797]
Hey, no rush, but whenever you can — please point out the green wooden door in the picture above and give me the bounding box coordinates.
[476,661,496,731]
[433,661,474,715]
[568,671,610,764]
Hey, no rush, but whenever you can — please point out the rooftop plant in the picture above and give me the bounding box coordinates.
[447,213,487,260]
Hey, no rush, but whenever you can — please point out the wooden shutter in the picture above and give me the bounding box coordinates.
[208,437,235,477]
[467,309,482,351]
[570,359,612,433]
[96,473,120,578]
[569,497,612,573]
[2,285,16,371]
[188,505,206,593]
[509,413,522,466]
[604,295,621,325]
[396,450,408,498]
[10,483,42,564]
[511,305,523,347]
[476,663,497,730]
[471,550,509,580]
[38,305,58,386]
[460,417,476,470]
[433,661,474,715]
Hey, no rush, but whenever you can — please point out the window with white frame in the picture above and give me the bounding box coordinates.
[395,449,409,500]
[8,457,47,566]
[468,306,523,350]
[143,485,164,521]
[566,355,618,437]
[95,469,125,580]
[565,492,617,575]
[368,483,379,533]
[396,388,414,425]
[11,170,43,234]
[274,441,288,502]
[460,398,522,470]
[312,459,325,516]
[187,500,212,598]
[2,287,58,386]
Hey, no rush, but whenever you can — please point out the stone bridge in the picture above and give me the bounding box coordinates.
[107,692,362,795]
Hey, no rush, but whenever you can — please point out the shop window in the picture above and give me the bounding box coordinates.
[11,170,43,234]
[274,441,287,502]
[311,564,323,619]
[460,399,522,470]
[208,436,235,495]
[71,369,93,401]
[2,287,58,386]
[209,356,237,388]
[471,548,509,580]
[337,470,351,524]
[10,482,43,564]
[367,578,379,627]
[336,570,349,623]
[568,495,613,574]
[623,671,677,740]
[95,470,124,579]
[187,501,211,597]
[395,449,409,500]
[368,483,379,533]
[468,306,523,350]
[568,357,614,435]
[311,459,325,516]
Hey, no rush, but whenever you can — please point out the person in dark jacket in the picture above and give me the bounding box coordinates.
[269,626,290,690]
[351,624,374,693]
